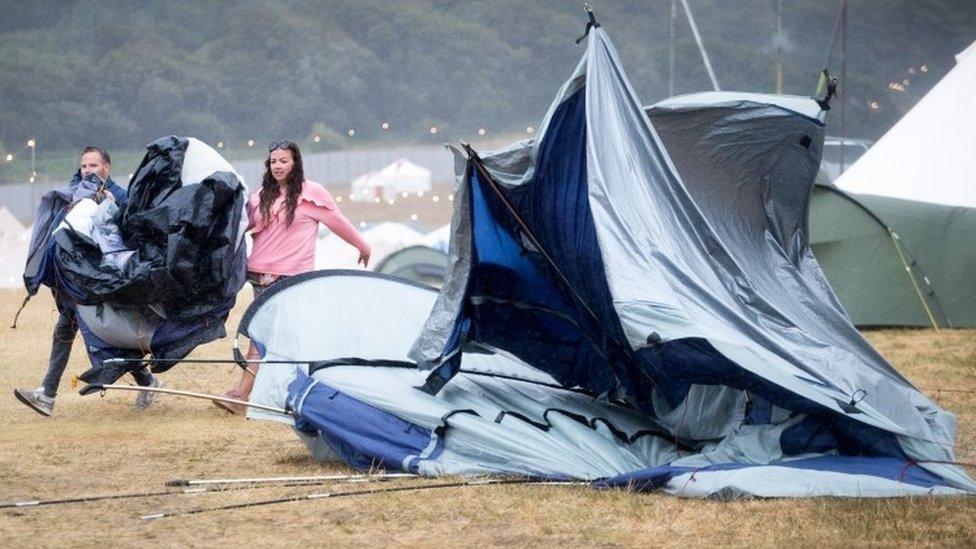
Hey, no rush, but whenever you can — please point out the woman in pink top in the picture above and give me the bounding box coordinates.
[215,141,370,414]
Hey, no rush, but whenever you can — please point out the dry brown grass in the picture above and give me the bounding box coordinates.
[1,289,975,547]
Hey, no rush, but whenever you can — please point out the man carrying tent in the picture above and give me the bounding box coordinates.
[14,146,162,417]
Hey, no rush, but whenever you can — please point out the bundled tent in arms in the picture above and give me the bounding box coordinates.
[23,136,248,387]
[242,24,975,498]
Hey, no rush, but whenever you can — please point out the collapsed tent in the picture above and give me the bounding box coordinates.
[374,245,448,287]
[24,136,248,385]
[645,93,976,328]
[244,27,974,498]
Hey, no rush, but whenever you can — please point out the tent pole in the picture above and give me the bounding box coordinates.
[85,384,290,415]
[839,0,847,172]
[669,0,677,97]
[166,473,416,487]
[1,475,417,510]
[141,478,585,520]
[678,0,720,91]
[887,230,941,331]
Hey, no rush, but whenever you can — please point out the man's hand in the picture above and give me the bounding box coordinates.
[358,249,371,268]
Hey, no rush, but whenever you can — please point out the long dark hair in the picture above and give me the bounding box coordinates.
[258,142,305,227]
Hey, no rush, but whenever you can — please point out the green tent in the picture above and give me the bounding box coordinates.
[374,245,448,288]
[809,184,976,328]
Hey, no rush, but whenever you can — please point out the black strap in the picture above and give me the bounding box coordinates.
[815,69,839,111]
[495,410,550,431]
[435,409,480,436]
[575,5,601,44]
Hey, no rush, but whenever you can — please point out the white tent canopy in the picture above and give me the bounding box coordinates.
[0,207,29,288]
[349,159,432,202]
[835,41,976,208]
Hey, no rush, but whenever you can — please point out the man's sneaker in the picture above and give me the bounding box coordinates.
[133,376,164,410]
[14,388,54,417]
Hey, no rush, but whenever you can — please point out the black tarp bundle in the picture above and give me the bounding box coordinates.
[24,136,248,385]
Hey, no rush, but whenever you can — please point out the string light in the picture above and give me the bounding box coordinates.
[869,101,880,111]
[432,195,440,203]
[526,126,535,134]
[920,65,928,73]
[387,198,396,205]
[313,135,321,143]
[359,221,366,228]
[217,141,224,148]
[127,173,134,179]
[908,67,916,75]
[477,128,486,136]
[902,78,910,86]
[347,193,355,200]
[27,139,35,148]
[416,190,424,198]
[247,139,255,147]
[410,213,418,221]
[381,122,390,130]
[448,194,454,201]
[29,175,35,183]
[336,195,343,203]
[373,197,381,204]
[348,129,356,137]
[4,154,12,162]
[401,191,409,198]
[429,126,438,134]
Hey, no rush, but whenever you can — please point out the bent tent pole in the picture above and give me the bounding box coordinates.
[141,478,586,520]
[83,384,289,416]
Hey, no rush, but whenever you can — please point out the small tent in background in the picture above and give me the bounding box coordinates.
[0,207,29,287]
[349,159,433,202]
[834,40,976,208]
[315,221,424,270]
[374,245,448,287]
[349,170,387,202]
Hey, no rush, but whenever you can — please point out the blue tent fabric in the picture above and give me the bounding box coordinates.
[600,456,949,493]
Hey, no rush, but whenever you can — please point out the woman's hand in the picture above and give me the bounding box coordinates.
[358,248,371,268]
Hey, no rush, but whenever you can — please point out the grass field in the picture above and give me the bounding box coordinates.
[1,288,975,546]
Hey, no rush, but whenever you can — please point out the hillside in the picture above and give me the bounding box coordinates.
[1,0,974,154]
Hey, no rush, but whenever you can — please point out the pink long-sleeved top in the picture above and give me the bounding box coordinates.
[246,180,370,276]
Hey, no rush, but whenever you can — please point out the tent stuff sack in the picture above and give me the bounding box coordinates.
[244,27,974,498]
[22,136,248,386]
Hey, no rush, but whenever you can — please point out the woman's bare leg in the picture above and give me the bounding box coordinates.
[236,343,261,398]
